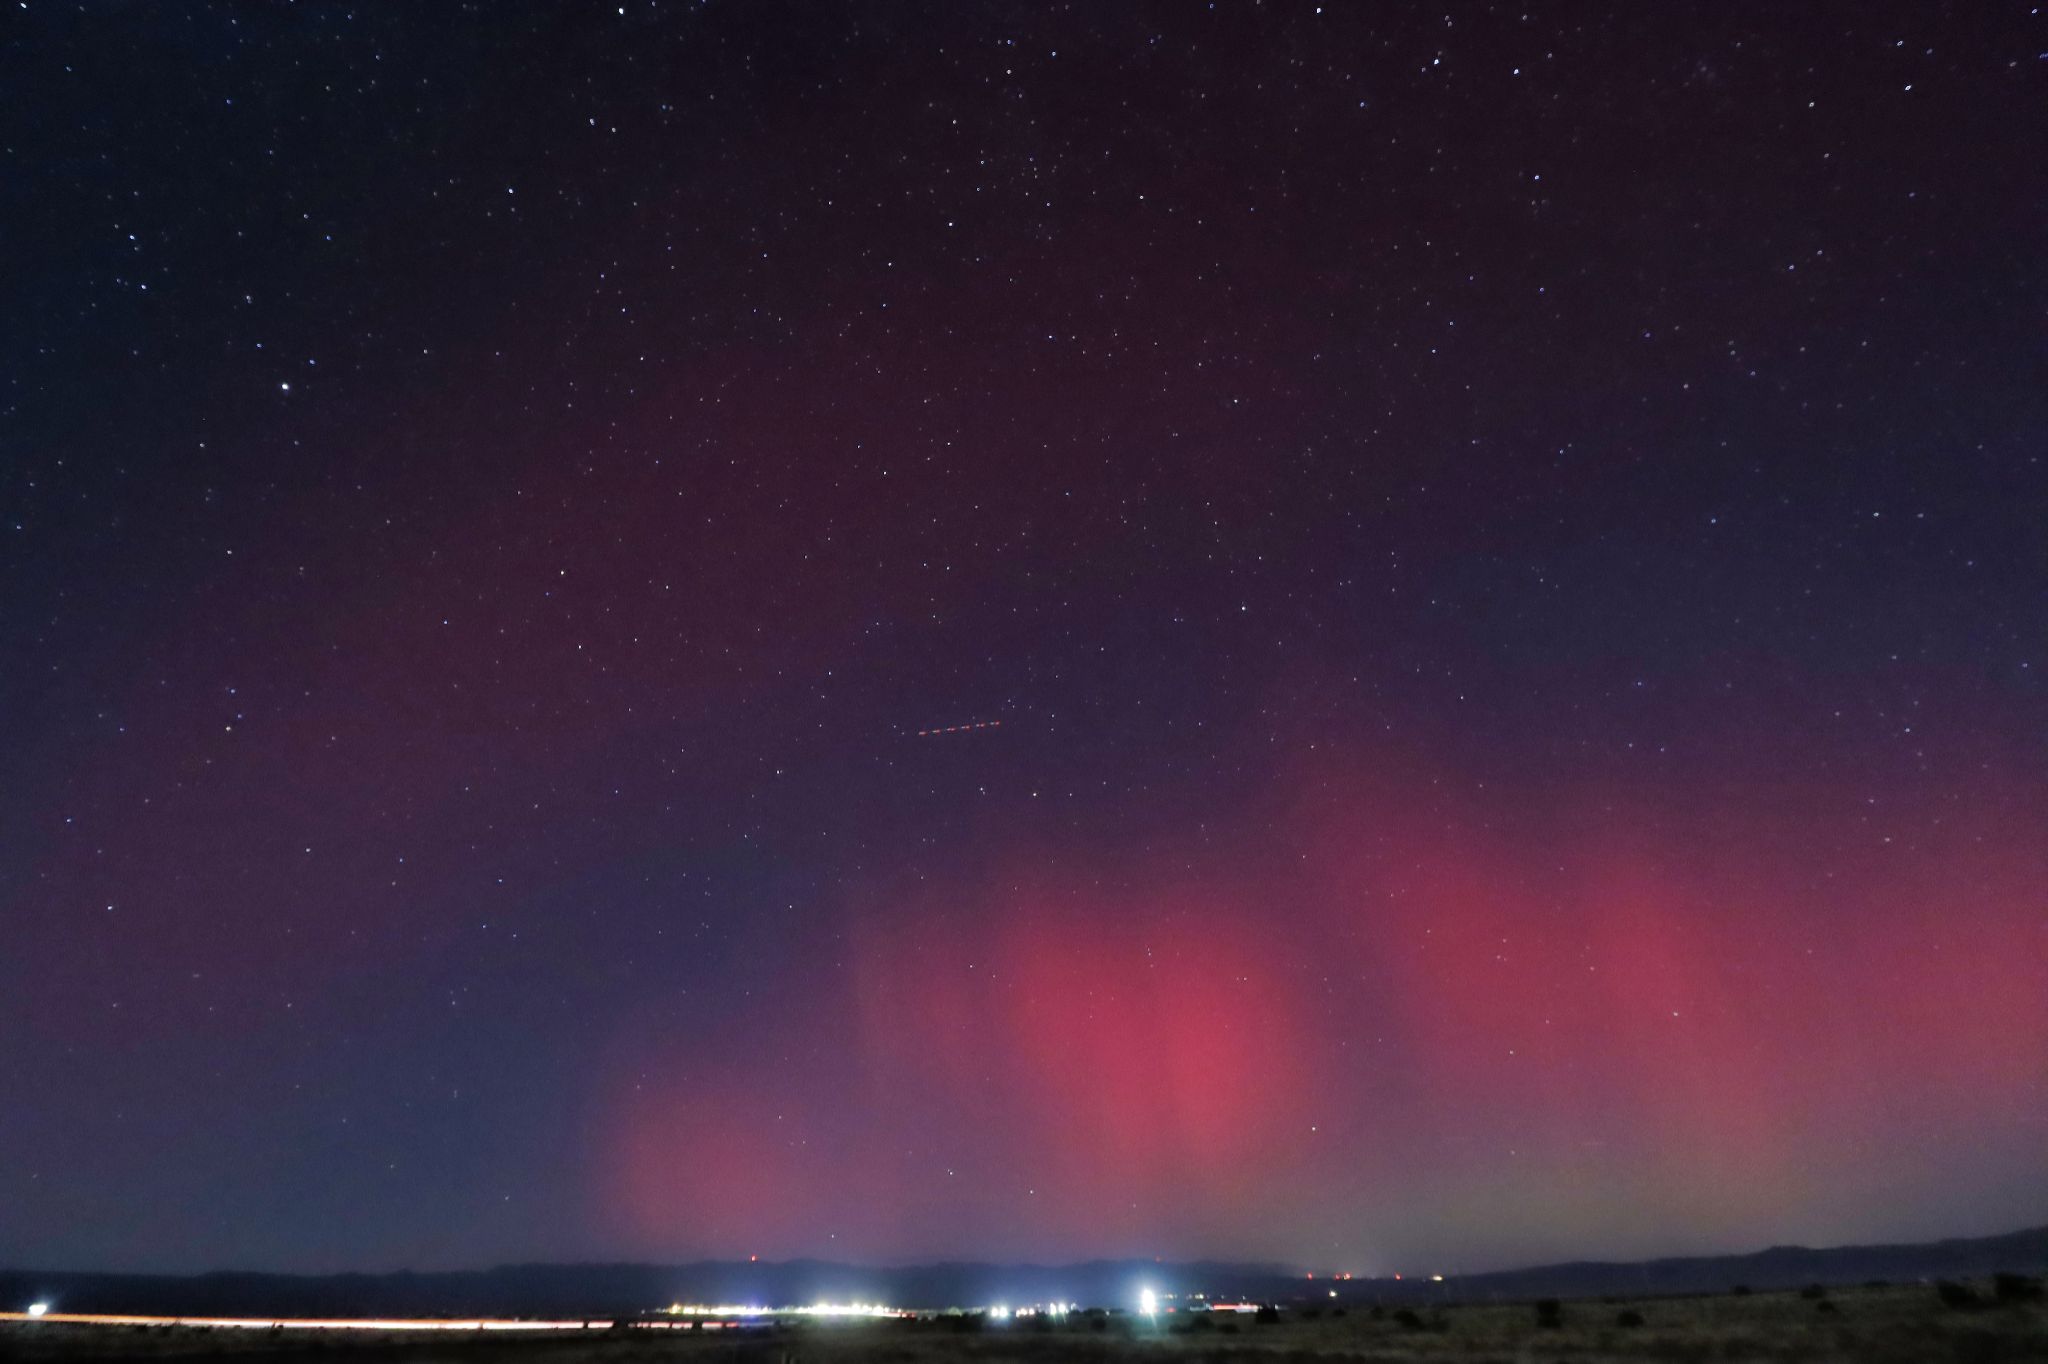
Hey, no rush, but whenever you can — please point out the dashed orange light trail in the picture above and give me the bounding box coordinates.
[915,719,1002,737]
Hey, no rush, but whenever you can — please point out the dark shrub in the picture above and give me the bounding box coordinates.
[1089,1316,1108,1332]
[1815,1300,1839,1314]
[1367,1305,1385,1320]
[1299,1307,1320,1320]
[1534,1298,1564,1329]
[1799,1284,1827,1300]
[1218,1321,1239,1335]
[1332,1307,1347,1317]
[1254,1304,1280,1324]
[1730,1284,1752,1296]
[1864,1279,1891,1289]
[1935,1280,1981,1310]
[1993,1273,2044,1303]
[1188,1311,1214,1331]
[1615,1309,1645,1328]
[1392,1308,1426,1330]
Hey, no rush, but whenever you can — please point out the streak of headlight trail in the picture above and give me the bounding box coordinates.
[0,1312,727,1332]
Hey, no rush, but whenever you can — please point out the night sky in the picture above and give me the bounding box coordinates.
[5,2,2045,1278]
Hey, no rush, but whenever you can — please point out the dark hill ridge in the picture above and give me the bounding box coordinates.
[1443,1224,2048,1300]
[5,1226,2045,1317]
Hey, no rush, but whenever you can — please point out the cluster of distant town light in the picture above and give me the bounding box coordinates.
[660,1300,1080,1321]
[15,1275,1460,1333]
[663,1301,915,1320]
[657,1284,1400,1322]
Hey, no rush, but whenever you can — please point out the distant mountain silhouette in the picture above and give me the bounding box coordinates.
[6,1225,2045,1316]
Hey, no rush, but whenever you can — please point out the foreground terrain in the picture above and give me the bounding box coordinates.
[3,1281,2043,1364]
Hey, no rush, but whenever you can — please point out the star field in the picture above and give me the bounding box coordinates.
[2,1,2044,1275]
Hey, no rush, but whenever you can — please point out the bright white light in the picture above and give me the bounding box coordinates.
[662,1302,905,1320]
[27,1303,50,1318]
[1139,1288,1158,1317]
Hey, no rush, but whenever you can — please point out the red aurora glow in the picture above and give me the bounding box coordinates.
[599,747,2048,1267]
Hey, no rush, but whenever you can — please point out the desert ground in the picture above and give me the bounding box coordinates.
[3,1279,2045,1364]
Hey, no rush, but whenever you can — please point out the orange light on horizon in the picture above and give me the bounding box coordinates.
[0,1312,611,1333]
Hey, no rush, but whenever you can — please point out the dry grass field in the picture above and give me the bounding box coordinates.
[3,1281,2043,1364]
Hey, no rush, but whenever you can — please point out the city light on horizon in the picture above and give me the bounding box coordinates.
[662,1302,911,1320]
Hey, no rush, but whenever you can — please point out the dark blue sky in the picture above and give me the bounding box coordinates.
[3,1,2044,1276]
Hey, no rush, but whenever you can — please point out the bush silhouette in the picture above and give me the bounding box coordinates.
[1730,1284,1752,1296]
[1993,1273,2044,1303]
[1254,1304,1280,1324]
[1798,1284,1827,1300]
[1614,1309,1645,1328]
[1391,1308,1425,1330]
[1534,1298,1564,1329]
[1935,1280,1981,1310]
[1815,1299,1839,1314]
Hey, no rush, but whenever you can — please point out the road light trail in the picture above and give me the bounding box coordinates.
[1,1311,621,1332]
